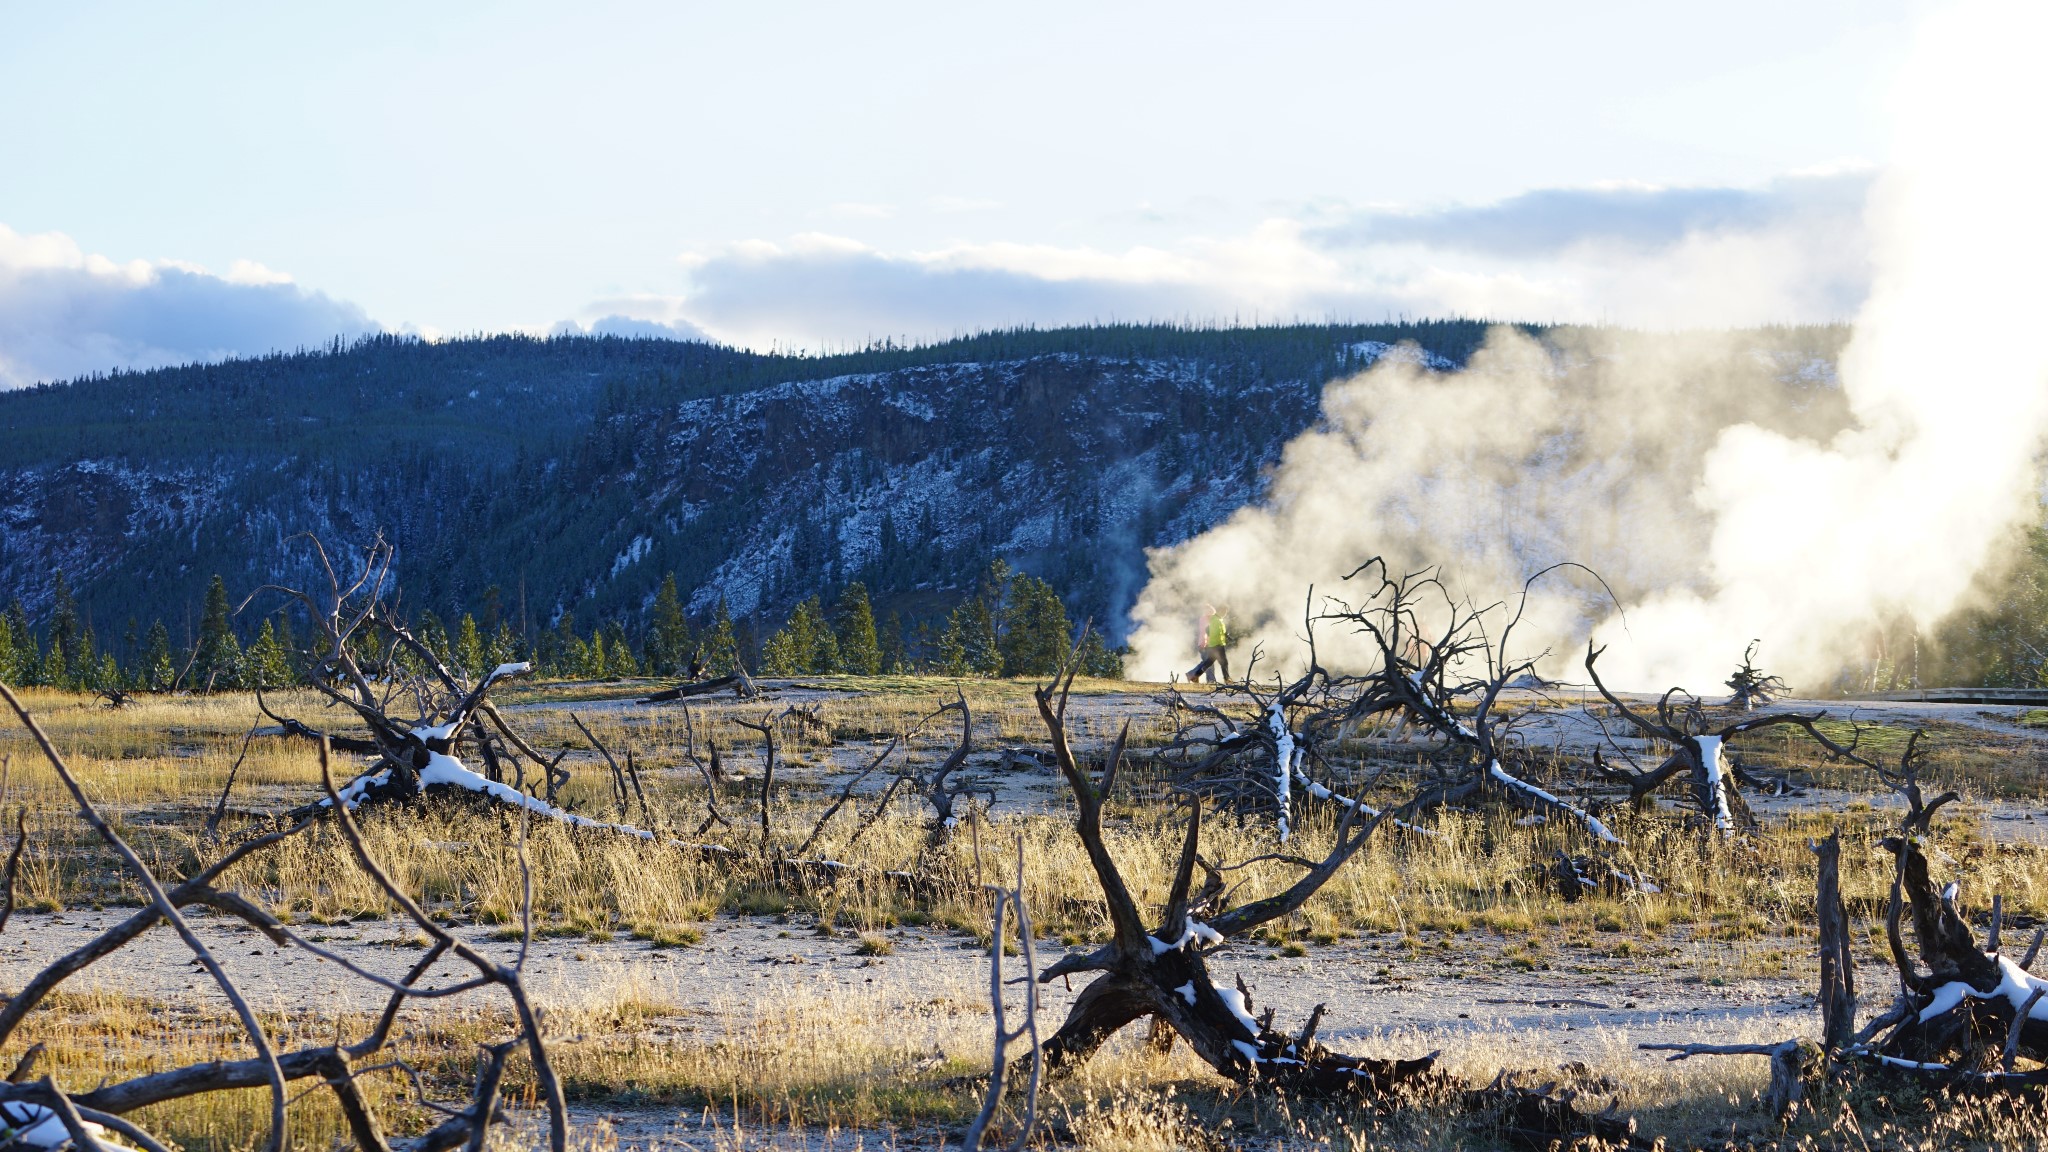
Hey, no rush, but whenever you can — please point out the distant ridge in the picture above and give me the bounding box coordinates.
[0,321,1849,662]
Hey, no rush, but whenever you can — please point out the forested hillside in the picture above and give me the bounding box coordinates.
[7,319,2028,690]
[0,322,1495,678]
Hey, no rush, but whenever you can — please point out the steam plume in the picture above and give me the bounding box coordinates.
[1129,0,2048,691]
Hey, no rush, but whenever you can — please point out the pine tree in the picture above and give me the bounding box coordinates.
[139,621,176,691]
[417,610,451,667]
[879,610,906,674]
[759,623,802,675]
[704,598,741,675]
[68,622,99,690]
[476,585,505,635]
[1000,573,1070,677]
[193,575,243,691]
[245,619,294,689]
[940,595,1002,678]
[808,600,840,673]
[761,597,838,674]
[276,614,300,677]
[2,602,29,685]
[453,614,486,678]
[832,583,881,676]
[71,624,105,691]
[37,638,66,689]
[736,615,762,674]
[0,613,14,685]
[646,574,691,675]
[490,621,522,667]
[983,559,1014,631]
[121,618,140,684]
[1077,629,1125,679]
[46,572,79,689]
[546,610,581,677]
[602,619,638,677]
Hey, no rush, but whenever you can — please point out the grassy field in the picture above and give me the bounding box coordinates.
[0,680,2044,1150]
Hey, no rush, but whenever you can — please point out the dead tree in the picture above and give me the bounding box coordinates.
[961,835,1041,1152]
[1815,831,1858,1057]
[1851,768,2048,1081]
[915,694,979,847]
[1725,640,1789,711]
[1319,561,1623,845]
[736,707,830,856]
[0,683,567,1152]
[1031,664,1436,1090]
[1584,643,1855,834]
[1157,563,1627,849]
[1627,734,2048,1098]
[704,702,962,900]
[245,536,660,838]
[1708,741,2048,1085]
[1029,663,1642,1143]
[1154,659,1335,840]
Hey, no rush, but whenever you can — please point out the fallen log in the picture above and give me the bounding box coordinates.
[639,672,757,703]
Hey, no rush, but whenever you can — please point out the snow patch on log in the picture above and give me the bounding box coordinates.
[1300,777,1439,837]
[1616,868,1661,894]
[416,751,657,840]
[1150,920,1224,954]
[0,1101,112,1149]
[1487,760,1621,845]
[1266,701,1296,843]
[1696,735,1734,832]
[321,728,660,841]
[1919,954,2048,1023]
[1216,984,1262,1035]
[333,769,393,809]
[1175,981,1197,1005]
[1870,1053,1956,1071]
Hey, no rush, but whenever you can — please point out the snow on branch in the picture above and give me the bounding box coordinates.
[1487,761,1621,845]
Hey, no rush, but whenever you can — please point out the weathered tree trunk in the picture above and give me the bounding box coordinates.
[1814,832,1856,1057]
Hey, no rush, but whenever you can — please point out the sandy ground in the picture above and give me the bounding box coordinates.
[108,684,2034,1060]
[50,684,2048,1146]
[0,897,1889,1144]
[0,900,1868,1063]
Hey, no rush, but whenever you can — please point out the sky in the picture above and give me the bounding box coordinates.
[0,1,1925,386]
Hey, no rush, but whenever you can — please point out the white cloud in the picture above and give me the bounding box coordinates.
[1305,170,1870,258]
[550,295,713,343]
[3,172,1875,385]
[0,224,375,388]
[223,258,295,286]
[626,172,1874,350]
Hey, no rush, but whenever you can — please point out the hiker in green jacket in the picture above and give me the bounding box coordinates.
[1185,605,1231,684]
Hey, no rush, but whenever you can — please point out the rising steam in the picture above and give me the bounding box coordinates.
[1129,0,2048,691]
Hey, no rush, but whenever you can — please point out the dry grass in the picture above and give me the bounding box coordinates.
[7,685,2048,1150]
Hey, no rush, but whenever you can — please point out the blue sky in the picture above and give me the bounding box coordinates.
[0,1,1923,384]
